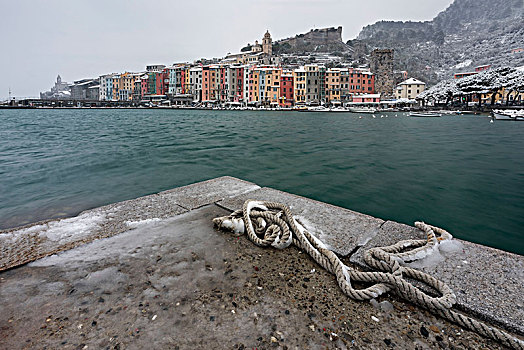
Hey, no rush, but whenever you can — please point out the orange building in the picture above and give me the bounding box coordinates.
[202,65,219,102]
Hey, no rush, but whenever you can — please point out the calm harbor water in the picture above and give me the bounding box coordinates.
[1,109,523,255]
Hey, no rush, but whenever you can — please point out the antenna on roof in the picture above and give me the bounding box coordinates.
[8,87,12,101]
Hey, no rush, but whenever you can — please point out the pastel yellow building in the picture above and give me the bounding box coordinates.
[395,78,426,99]
[326,68,342,103]
[249,69,260,103]
[293,68,306,104]
[110,72,137,101]
[259,67,281,105]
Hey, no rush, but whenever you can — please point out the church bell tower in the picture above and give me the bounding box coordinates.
[262,30,272,56]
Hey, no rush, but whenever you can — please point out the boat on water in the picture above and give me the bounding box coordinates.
[348,107,377,114]
[330,106,349,112]
[308,106,329,111]
[408,112,442,117]
[491,109,524,121]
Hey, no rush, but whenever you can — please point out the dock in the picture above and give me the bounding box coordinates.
[1,177,522,349]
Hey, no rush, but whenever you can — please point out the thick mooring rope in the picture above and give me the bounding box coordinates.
[213,200,524,350]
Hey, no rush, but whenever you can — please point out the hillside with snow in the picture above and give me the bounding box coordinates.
[353,0,524,85]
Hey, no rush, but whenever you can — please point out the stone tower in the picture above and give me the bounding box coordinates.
[262,30,272,56]
[370,49,394,98]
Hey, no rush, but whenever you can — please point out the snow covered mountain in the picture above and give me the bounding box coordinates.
[354,0,524,85]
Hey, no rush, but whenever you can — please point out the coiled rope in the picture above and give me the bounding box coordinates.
[213,200,524,350]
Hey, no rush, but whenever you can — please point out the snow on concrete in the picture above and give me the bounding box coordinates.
[125,218,162,229]
[13,211,106,244]
[29,215,178,267]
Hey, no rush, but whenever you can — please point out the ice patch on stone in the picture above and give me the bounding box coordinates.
[357,234,374,247]
[404,239,464,270]
[295,215,331,250]
[30,216,177,267]
[293,216,327,250]
[13,211,106,244]
[237,185,262,195]
[438,239,463,256]
[126,218,162,229]
[219,217,245,234]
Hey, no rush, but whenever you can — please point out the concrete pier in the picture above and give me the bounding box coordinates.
[0,176,522,349]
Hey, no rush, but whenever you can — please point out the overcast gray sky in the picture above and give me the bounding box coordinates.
[0,0,453,99]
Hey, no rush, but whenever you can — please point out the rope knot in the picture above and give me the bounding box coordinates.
[213,200,523,349]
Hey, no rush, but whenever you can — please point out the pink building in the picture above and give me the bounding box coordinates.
[352,94,380,103]
[140,76,148,98]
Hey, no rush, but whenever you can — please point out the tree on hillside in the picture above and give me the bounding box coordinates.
[417,67,524,105]
[505,69,524,104]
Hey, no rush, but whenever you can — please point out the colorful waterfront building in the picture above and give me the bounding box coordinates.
[304,64,322,104]
[188,67,202,102]
[115,72,139,101]
[98,74,115,101]
[326,68,342,104]
[347,68,375,95]
[111,75,120,101]
[280,70,294,107]
[184,67,191,95]
[132,76,141,101]
[395,78,426,100]
[202,65,220,102]
[293,68,306,104]
[146,70,166,96]
[249,67,260,104]
[219,65,229,103]
[258,67,281,106]
[168,65,188,95]
[243,67,251,103]
[339,69,351,102]
[352,93,380,103]
[228,65,245,103]
[140,74,149,99]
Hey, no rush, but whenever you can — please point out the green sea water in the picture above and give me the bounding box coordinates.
[1,109,523,255]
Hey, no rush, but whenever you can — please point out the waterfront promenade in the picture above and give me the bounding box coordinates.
[1,177,522,349]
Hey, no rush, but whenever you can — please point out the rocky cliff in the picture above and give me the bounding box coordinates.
[274,26,352,54]
[355,0,524,85]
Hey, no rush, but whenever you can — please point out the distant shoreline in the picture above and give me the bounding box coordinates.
[0,105,487,115]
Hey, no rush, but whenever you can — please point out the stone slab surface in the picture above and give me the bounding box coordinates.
[160,176,260,210]
[0,205,507,350]
[0,176,260,272]
[350,220,524,336]
[218,187,385,257]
